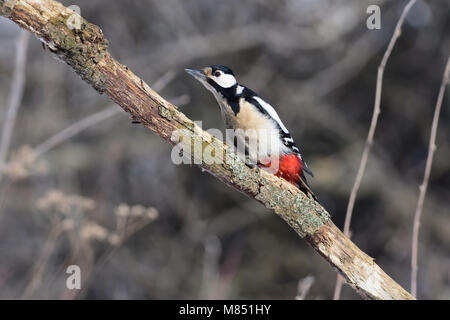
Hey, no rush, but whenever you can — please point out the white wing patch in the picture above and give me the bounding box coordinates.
[252,96,289,133]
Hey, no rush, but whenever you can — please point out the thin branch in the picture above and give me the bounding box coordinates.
[295,275,315,300]
[0,29,29,184]
[33,106,119,158]
[410,56,450,298]
[333,0,417,300]
[33,70,179,158]
[0,0,415,300]
[33,98,184,159]
[200,235,222,299]
[21,222,65,299]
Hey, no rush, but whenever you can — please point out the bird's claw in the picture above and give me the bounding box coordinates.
[245,162,260,174]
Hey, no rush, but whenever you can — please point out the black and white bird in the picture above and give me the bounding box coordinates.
[186,65,316,200]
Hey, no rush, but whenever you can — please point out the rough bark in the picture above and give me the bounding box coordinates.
[0,0,414,300]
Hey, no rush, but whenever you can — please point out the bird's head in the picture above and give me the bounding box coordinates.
[185,65,237,93]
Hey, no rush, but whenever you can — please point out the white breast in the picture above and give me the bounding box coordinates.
[225,99,289,164]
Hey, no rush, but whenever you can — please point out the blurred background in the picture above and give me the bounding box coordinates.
[0,0,449,299]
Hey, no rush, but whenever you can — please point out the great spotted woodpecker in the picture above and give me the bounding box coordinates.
[186,65,317,201]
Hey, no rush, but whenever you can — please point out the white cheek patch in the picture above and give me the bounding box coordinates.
[214,73,237,88]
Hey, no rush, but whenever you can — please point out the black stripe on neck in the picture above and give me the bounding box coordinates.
[207,79,240,115]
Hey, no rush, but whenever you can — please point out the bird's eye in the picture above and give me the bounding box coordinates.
[214,71,221,77]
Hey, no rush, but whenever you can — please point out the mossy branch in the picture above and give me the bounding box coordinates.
[0,0,414,300]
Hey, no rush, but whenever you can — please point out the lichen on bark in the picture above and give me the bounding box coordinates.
[42,11,109,92]
[0,0,15,17]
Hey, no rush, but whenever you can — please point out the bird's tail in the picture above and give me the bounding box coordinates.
[297,173,319,203]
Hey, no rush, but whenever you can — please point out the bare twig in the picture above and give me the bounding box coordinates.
[333,0,417,300]
[33,106,119,158]
[151,70,177,92]
[411,56,450,298]
[200,235,222,299]
[0,30,29,184]
[21,223,64,299]
[295,275,315,300]
[33,70,178,158]
[0,0,414,300]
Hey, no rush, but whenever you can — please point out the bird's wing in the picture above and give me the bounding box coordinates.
[280,130,314,177]
[243,88,314,178]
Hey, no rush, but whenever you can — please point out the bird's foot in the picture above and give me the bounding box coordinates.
[245,162,260,174]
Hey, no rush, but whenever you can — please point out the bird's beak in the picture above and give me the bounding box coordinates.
[185,68,206,81]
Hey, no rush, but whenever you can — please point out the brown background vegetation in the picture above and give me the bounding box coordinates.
[0,0,449,299]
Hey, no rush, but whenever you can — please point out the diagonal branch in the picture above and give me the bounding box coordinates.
[411,56,450,298]
[333,0,417,299]
[0,0,414,300]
